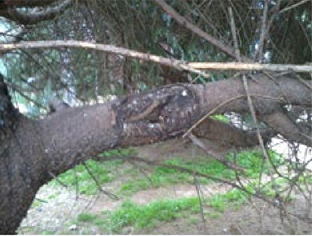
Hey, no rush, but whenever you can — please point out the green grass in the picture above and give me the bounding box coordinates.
[77,213,107,232]
[49,148,135,195]
[49,147,282,196]
[49,159,121,195]
[212,114,231,124]
[97,148,137,159]
[101,198,200,233]
[75,188,250,234]
[119,157,234,195]
[297,172,312,185]
[120,149,282,195]
[77,213,99,223]
[207,189,249,212]
[75,198,201,233]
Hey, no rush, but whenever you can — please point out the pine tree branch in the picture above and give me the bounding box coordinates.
[0,40,311,73]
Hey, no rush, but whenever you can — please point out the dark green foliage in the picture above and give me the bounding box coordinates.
[4,1,310,117]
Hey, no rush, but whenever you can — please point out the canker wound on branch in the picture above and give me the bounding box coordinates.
[111,84,201,145]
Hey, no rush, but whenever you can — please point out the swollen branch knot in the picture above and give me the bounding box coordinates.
[111,84,201,145]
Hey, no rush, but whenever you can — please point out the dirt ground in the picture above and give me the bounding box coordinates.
[18,139,312,235]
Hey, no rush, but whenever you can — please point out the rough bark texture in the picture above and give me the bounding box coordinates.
[193,117,275,149]
[0,73,311,233]
[0,0,72,25]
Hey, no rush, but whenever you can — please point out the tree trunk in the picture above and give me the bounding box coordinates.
[0,117,46,234]
[0,73,311,234]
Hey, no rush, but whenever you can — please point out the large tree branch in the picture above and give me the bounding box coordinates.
[1,40,312,73]
[193,117,275,149]
[1,72,311,233]
[4,0,72,25]
[4,0,57,8]
[260,110,312,146]
[38,74,311,178]
[191,75,311,147]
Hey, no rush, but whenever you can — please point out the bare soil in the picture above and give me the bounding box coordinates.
[18,139,312,235]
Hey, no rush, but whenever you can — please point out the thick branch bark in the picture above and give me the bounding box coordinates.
[4,0,57,8]
[260,111,312,146]
[0,0,72,25]
[40,74,312,177]
[193,118,275,149]
[7,0,72,25]
[0,73,311,233]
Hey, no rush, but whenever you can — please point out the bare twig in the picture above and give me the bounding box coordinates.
[188,133,245,172]
[82,162,119,200]
[183,95,245,138]
[103,155,246,190]
[228,6,276,193]
[188,62,312,73]
[279,0,311,14]
[153,0,251,62]
[193,176,207,232]
[255,0,269,62]
[99,154,312,225]
[48,171,67,188]
[264,0,282,52]
[0,40,210,78]
[228,7,241,62]
[1,41,312,73]
[242,74,276,191]
[6,81,47,111]
[126,159,154,186]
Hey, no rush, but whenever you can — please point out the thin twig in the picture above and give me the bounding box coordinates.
[1,41,312,73]
[6,81,47,111]
[183,95,245,138]
[228,6,277,196]
[228,7,241,62]
[255,0,269,62]
[193,175,207,232]
[188,133,244,172]
[82,162,119,200]
[0,40,211,79]
[100,154,312,224]
[127,159,154,186]
[187,62,312,73]
[48,171,67,188]
[74,167,79,201]
[153,0,251,62]
[279,0,311,14]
